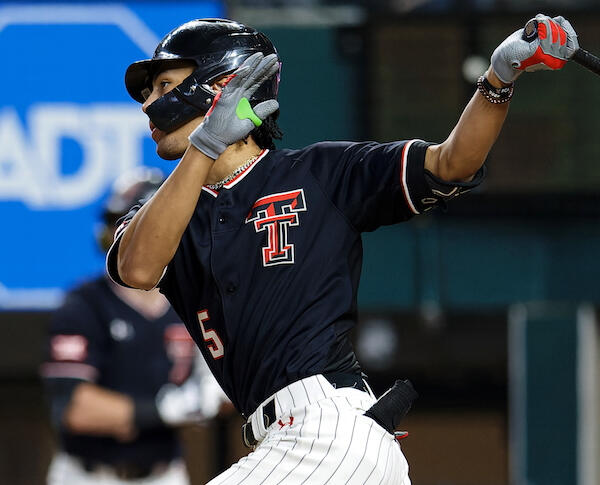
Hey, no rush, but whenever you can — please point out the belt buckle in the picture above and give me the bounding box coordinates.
[242,398,276,449]
[242,422,257,448]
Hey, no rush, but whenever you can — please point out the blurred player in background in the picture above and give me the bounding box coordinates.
[42,168,228,485]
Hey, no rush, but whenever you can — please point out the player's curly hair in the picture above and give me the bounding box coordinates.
[251,110,283,149]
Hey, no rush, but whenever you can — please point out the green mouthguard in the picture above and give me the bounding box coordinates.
[236,97,262,127]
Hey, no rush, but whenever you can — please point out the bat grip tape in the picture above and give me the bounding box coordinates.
[572,48,600,76]
[363,379,418,434]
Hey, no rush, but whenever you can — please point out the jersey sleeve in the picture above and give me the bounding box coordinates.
[105,204,140,288]
[306,140,485,231]
[106,202,170,289]
[40,291,107,426]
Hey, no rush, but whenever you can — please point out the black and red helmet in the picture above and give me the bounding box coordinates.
[125,18,281,132]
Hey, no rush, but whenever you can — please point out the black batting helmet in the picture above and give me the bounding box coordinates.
[97,167,165,252]
[125,18,281,133]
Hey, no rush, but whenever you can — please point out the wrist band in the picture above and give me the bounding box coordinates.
[476,75,514,104]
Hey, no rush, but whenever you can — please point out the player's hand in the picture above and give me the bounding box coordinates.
[155,353,230,426]
[155,380,207,426]
[188,52,280,160]
[491,13,579,84]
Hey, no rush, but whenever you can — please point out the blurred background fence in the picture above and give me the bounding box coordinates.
[1,1,599,484]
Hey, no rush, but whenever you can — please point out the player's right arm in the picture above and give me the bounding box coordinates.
[115,146,212,290]
[115,53,279,290]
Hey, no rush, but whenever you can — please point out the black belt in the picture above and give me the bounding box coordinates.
[242,373,367,448]
[81,458,169,480]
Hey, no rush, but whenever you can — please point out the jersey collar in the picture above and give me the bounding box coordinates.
[201,149,269,197]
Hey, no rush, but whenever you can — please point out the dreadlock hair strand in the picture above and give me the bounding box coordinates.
[251,110,283,150]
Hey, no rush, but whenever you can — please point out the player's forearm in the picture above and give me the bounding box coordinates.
[118,146,213,289]
[63,383,136,441]
[426,68,509,182]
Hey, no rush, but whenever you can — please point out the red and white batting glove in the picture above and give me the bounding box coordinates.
[491,13,579,84]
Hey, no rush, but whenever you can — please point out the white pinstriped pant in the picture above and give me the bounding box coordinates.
[207,375,410,485]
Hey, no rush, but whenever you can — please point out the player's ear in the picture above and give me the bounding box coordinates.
[211,77,229,93]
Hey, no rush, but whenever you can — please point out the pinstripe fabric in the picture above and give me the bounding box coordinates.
[206,375,410,485]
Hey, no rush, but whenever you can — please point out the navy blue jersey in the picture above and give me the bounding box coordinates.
[108,140,483,416]
[41,276,194,467]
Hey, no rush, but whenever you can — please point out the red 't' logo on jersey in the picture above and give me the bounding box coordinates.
[245,189,307,266]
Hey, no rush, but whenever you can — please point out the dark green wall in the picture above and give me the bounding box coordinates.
[525,307,578,485]
[511,304,579,485]
[359,215,600,310]
[261,27,362,148]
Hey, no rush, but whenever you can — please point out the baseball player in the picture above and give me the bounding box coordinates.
[42,168,228,485]
[106,15,578,484]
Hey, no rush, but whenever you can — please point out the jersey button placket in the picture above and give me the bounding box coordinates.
[215,192,233,229]
[212,192,239,299]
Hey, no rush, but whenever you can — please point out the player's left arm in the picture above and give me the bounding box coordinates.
[424,67,508,182]
[62,383,137,441]
[424,14,578,182]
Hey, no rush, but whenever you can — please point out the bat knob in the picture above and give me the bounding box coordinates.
[522,19,539,42]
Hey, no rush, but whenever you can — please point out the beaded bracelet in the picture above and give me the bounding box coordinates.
[476,75,514,104]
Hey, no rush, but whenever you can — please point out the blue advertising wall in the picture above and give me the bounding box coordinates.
[0,2,223,309]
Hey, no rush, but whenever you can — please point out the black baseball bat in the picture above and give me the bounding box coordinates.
[522,19,600,77]
[572,48,600,76]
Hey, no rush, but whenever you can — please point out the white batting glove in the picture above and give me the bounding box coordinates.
[491,13,579,84]
[156,380,206,426]
[188,52,280,160]
[156,351,229,426]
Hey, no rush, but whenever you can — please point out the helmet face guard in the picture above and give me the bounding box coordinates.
[125,19,281,133]
[144,72,212,132]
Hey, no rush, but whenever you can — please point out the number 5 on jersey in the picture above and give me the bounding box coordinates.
[197,309,224,359]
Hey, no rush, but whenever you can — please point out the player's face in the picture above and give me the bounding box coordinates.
[142,65,202,160]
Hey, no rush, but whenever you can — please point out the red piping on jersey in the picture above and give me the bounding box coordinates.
[201,186,219,197]
[114,219,130,240]
[223,149,268,188]
[399,140,419,215]
[201,149,269,194]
